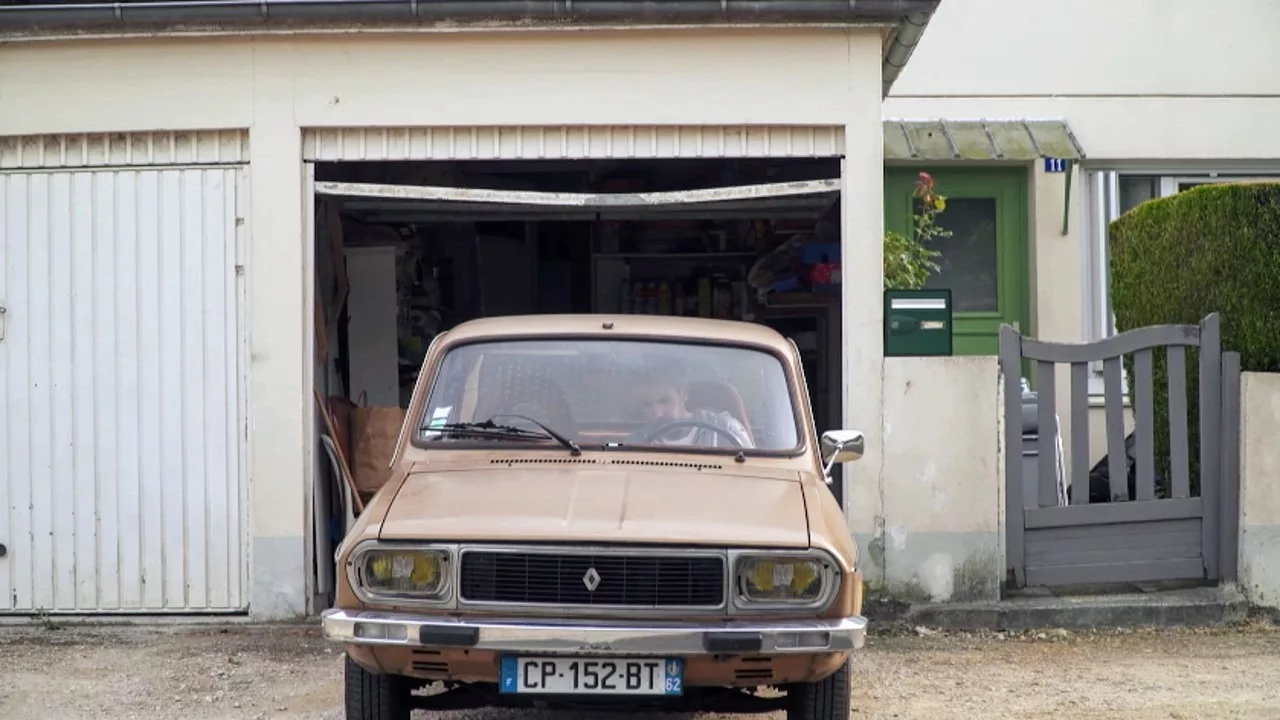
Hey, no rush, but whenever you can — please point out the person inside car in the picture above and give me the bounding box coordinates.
[632,372,754,449]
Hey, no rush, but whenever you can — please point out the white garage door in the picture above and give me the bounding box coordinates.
[0,134,248,613]
[303,125,845,161]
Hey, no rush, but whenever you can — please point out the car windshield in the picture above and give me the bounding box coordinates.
[417,338,800,453]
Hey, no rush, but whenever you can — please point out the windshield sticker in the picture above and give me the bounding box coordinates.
[427,406,452,429]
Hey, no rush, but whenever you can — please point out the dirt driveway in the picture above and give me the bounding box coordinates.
[2,619,1278,720]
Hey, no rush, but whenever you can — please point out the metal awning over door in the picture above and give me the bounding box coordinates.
[315,178,841,223]
[883,119,1085,162]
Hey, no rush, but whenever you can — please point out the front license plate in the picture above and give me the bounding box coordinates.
[499,656,684,696]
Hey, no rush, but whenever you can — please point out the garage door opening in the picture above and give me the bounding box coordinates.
[307,156,845,608]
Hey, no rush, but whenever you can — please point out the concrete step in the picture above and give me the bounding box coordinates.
[880,584,1250,632]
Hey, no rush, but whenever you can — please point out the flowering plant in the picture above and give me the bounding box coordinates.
[883,172,950,290]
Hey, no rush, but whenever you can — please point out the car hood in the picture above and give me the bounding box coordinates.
[379,466,811,548]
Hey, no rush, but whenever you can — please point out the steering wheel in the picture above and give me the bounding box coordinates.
[636,418,746,448]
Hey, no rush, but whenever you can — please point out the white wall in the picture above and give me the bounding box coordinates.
[0,28,888,618]
[1239,372,1280,610]
[859,356,1003,603]
[1,31,874,135]
[886,0,1280,161]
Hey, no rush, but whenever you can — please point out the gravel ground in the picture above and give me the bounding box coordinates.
[2,619,1279,719]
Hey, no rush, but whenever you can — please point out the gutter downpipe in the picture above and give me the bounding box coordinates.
[0,1,942,32]
[880,10,931,98]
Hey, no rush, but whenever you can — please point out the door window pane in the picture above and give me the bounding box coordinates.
[921,197,999,312]
[1119,175,1159,213]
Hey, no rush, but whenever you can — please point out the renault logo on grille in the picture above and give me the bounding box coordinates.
[582,567,601,592]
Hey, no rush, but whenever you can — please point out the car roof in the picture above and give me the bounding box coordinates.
[439,313,796,353]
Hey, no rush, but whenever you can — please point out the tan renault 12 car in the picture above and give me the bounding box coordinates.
[322,314,868,720]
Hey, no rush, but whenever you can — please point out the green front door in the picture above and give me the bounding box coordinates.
[884,168,1029,356]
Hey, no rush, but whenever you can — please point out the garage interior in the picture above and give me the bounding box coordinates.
[308,156,847,607]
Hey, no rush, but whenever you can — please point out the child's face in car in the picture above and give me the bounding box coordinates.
[636,383,688,423]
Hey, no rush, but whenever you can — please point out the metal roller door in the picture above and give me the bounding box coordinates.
[0,131,249,613]
[303,125,845,161]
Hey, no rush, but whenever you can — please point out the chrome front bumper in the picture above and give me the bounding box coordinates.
[321,609,866,656]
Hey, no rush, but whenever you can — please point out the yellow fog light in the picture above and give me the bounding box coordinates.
[360,548,449,599]
[737,556,828,604]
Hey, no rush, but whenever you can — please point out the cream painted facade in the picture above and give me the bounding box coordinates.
[0,28,891,619]
[886,0,1280,474]
[887,0,1280,160]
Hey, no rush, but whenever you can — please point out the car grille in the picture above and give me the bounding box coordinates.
[459,549,726,608]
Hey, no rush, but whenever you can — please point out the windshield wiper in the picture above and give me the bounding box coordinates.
[425,420,545,438]
[424,417,582,457]
[489,414,582,456]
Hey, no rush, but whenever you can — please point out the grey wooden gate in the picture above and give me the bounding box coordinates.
[1000,313,1241,588]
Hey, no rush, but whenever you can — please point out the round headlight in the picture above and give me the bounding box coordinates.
[359,548,450,599]
[736,556,828,604]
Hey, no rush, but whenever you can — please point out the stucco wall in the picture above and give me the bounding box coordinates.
[0,30,876,135]
[887,0,1280,160]
[853,356,1003,603]
[1239,372,1280,610]
[0,28,888,619]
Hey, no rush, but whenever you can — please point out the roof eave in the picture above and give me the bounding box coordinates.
[881,9,935,98]
[0,1,942,38]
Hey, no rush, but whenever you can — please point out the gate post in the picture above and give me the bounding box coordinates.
[1220,351,1242,583]
[1198,313,1222,581]
[999,324,1025,587]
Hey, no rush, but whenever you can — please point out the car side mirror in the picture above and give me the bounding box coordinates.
[820,429,864,479]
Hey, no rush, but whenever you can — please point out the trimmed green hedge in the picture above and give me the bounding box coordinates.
[1109,182,1280,495]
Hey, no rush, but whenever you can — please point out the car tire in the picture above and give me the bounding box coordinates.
[786,657,852,720]
[345,654,412,720]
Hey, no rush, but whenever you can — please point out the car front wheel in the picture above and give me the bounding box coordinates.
[786,657,852,720]
[344,654,412,720]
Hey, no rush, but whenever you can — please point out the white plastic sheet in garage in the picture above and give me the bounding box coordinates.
[0,166,248,613]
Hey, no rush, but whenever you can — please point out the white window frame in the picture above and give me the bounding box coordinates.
[1085,168,1280,398]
